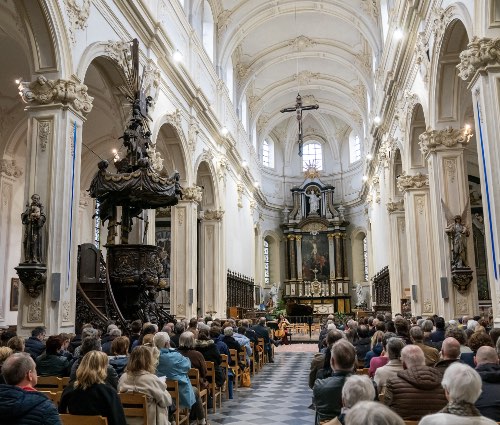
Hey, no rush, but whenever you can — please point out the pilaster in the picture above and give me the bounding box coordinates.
[16,76,93,335]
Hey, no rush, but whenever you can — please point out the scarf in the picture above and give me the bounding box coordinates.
[439,401,481,417]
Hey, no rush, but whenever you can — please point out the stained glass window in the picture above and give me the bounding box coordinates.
[302,141,322,170]
[262,139,274,168]
[264,239,270,284]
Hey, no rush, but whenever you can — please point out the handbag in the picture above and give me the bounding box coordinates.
[241,367,251,387]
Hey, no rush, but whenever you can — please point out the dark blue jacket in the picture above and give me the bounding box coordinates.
[0,385,61,425]
[475,363,500,421]
[24,337,45,360]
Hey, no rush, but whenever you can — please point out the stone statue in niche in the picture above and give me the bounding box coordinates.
[442,200,470,269]
[355,282,365,307]
[306,188,320,215]
[21,194,46,263]
[269,283,278,307]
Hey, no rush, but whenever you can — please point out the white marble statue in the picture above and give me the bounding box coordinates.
[355,283,365,306]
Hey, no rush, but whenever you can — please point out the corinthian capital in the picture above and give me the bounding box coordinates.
[457,37,500,82]
[183,185,203,203]
[418,126,472,156]
[18,76,93,115]
[203,209,224,221]
[397,172,429,192]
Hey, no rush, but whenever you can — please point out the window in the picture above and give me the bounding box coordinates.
[241,96,247,131]
[264,239,270,284]
[349,132,361,163]
[202,0,214,61]
[94,200,100,249]
[262,139,274,168]
[302,141,323,170]
[363,235,368,281]
[226,58,234,103]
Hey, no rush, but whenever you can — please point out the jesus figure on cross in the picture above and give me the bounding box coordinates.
[280,93,319,156]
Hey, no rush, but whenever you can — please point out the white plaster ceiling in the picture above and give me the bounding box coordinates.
[217,0,381,159]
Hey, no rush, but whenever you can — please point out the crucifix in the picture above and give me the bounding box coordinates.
[280,93,319,156]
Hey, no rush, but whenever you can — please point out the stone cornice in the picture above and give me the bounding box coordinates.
[182,185,203,203]
[418,126,473,156]
[457,37,500,82]
[18,76,93,115]
[397,172,429,192]
[386,199,405,214]
[201,209,224,221]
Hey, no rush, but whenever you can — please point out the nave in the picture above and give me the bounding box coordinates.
[208,352,315,425]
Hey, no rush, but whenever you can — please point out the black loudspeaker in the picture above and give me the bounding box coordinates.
[51,272,61,302]
[188,288,193,305]
[411,285,417,303]
[441,277,449,299]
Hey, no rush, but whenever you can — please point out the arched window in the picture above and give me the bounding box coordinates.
[349,131,361,163]
[262,139,274,168]
[241,96,247,131]
[264,239,270,284]
[363,235,368,281]
[302,141,323,170]
[202,0,214,61]
[226,58,234,103]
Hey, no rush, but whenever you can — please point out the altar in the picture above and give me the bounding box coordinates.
[282,169,351,314]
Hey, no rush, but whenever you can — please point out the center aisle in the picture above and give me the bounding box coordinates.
[208,351,315,425]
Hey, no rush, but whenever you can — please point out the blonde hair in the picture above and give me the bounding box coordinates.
[127,345,156,374]
[75,351,108,390]
[142,334,154,346]
[0,347,13,364]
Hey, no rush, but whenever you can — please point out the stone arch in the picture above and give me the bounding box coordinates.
[406,103,428,173]
[262,230,281,288]
[350,227,368,285]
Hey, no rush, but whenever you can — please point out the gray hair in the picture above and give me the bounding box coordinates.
[421,320,434,333]
[342,375,375,408]
[467,320,479,330]
[109,328,122,337]
[82,327,98,339]
[386,337,405,360]
[401,345,425,368]
[107,324,118,333]
[345,401,404,425]
[179,331,195,349]
[224,327,234,336]
[153,332,170,349]
[441,362,482,403]
[1,352,35,385]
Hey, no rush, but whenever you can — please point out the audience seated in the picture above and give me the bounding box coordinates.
[369,332,395,378]
[128,320,143,352]
[102,328,122,355]
[364,331,383,369]
[446,325,471,353]
[409,326,439,366]
[108,336,130,378]
[430,317,446,343]
[195,329,225,388]
[313,339,356,424]
[461,331,493,367]
[0,352,61,424]
[118,345,172,425]
[434,337,462,373]
[7,336,25,354]
[252,317,274,363]
[178,332,208,389]
[36,335,70,377]
[170,322,185,348]
[345,401,404,425]
[373,337,404,392]
[309,329,344,388]
[73,327,99,358]
[384,345,447,420]
[59,351,126,425]
[233,328,252,365]
[131,324,157,350]
[324,375,376,425]
[187,318,200,339]
[24,326,46,361]
[0,347,13,384]
[353,325,371,368]
[394,317,411,345]
[420,362,496,425]
[474,346,500,421]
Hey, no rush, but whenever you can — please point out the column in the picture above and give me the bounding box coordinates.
[386,200,407,313]
[334,233,342,280]
[171,186,202,319]
[397,173,437,316]
[199,209,224,318]
[288,235,296,280]
[328,234,335,293]
[458,37,500,326]
[16,77,93,336]
[295,235,303,280]
[420,127,476,319]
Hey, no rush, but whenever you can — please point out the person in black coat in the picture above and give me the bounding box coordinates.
[60,351,126,425]
[195,329,225,387]
[353,325,372,368]
[35,335,70,377]
[474,346,500,421]
[24,327,46,361]
[252,317,274,362]
[0,352,61,424]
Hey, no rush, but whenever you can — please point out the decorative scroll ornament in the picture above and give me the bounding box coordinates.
[0,159,23,178]
[289,35,316,51]
[64,0,91,44]
[18,77,94,115]
[203,209,224,221]
[457,37,500,82]
[183,185,203,203]
[38,121,51,152]
[386,199,404,213]
[104,40,132,70]
[237,183,244,208]
[396,172,429,192]
[419,126,473,156]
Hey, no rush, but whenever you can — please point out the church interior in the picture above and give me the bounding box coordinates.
[0,0,499,337]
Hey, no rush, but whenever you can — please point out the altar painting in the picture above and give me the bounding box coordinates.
[301,234,330,281]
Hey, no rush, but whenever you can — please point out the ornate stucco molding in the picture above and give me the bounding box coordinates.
[397,172,429,192]
[203,209,224,221]
[183,185,203,203]
[457,37,500,82]
[418,126,473,156]
[64,0,91,44]
[288,35,316,51]
[0,159,23,179]
[18,77,93,115]
[237,183,244,208]
[378,138,396,167]
[386,199,405,214]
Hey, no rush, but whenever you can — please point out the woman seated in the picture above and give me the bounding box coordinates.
[177,332,208,389]
[59,351,126,425]
[118,345,172,425]
[36,335,70,377]
[108,336,130,378]
[195,329,225,388]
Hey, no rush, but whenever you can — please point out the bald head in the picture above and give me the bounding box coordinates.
[401,344,425,368]
[475,346,499,366]
[441,337,461,360]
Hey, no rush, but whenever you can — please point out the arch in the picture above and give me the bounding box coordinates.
[389,148,403,200]
[202,0,215,62]
[194,155,220,210]
[405,103,427,173]
[351,227,368,284]
[76,41,129,83]
[262,230,281,286]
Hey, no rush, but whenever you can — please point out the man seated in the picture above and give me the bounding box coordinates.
[24,326,46,361]
[409,326,439,366]
[434,337,462,373]
[374,337,404,393]
[0,352,61,424]
[35,335,70,376]
[252,317,274,363]
[309,329,344,388]
[474,346,500,421]
[384,345,447,421]
[313,339,356,424]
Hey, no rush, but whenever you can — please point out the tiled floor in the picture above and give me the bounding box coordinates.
[207,351,315,425]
